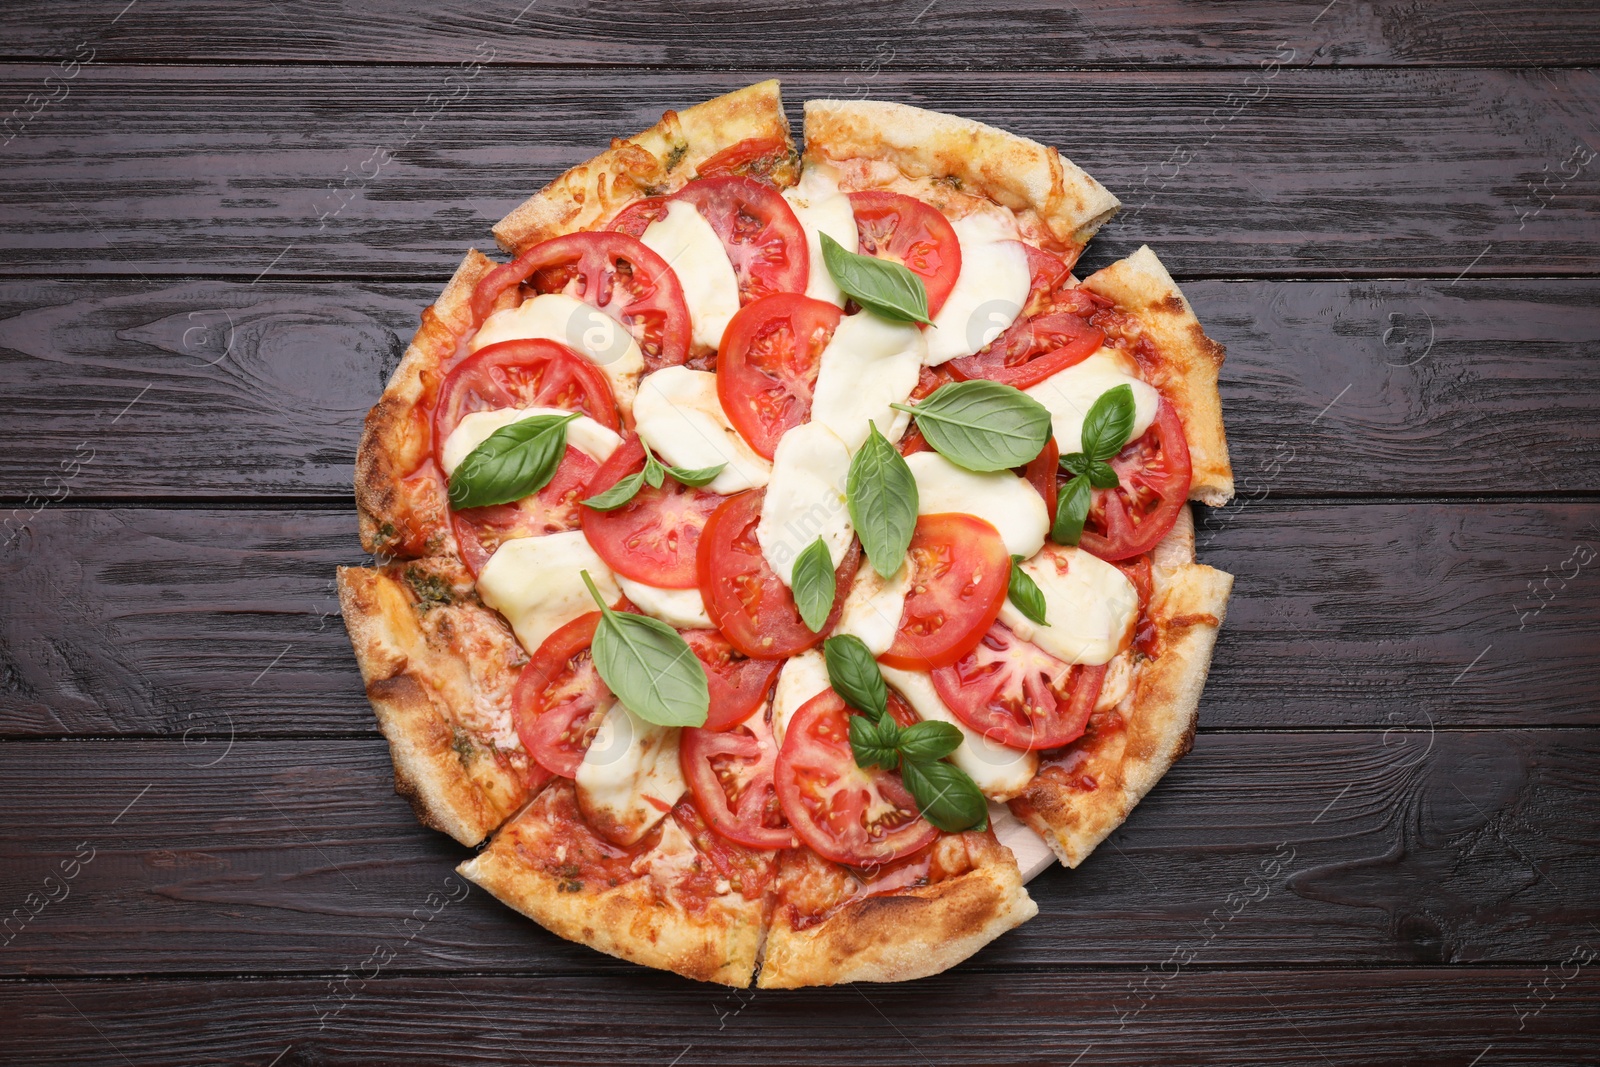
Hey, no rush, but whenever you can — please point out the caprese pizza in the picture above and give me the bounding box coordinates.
[339,80,1235,988]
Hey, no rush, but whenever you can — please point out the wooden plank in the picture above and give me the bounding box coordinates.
[5,0,1600,69]
[5,968,1597,1065]
[0,68,1596,277]
[0,732,1594,975]
[1,502,1594,737]
[3,277,1597,501]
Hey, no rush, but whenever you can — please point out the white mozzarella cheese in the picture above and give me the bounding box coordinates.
[989,803,1056,881]
[469,293,647,415]
[923,212,1031,366]
[756,422,854,587]
[1024,349,1161,456]
[615,576,714,630]
[632,366,771,495]
[809,312,926,450]
[998,544,1138,666]
[475,531,619,656]
[836,562,911,656]
[879,665,1039,801]
[782,162,858,307]
[904,451,1049,559]
[771,648,831,745]
[438,406,621,477]
[640,200,741,351]
[575,702,688,846]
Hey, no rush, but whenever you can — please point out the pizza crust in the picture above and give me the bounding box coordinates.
[1083,245,1235,507]
[493,79,799,255]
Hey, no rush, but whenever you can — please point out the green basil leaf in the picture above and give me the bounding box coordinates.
[1080,384,1138,462]
[819,232,933,325]
[1060,451,1092,478]
[581,470,646,512]
[849,714,899,771]
[896,720,963,763]
[792,537,837,633]
[1052,472,1093,546]
[447,412,578,510]
[581,570,708,728]
[1087,460,1120,489]
[900,757,988,833]
[664,461,726,488]
[892,381,1051,472]
[824,634,889,722]
[846,422,919,578]
[642,452,666,490]
[1007,554,1049,625]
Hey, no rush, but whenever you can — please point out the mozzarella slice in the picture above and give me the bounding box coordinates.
[641,200,741,351]
[836,562,911,656]
[470,293,646,415]
[1025,349,1160,456]
[880,665,1039,801]
[998,544,1138,666]
[809,312,925,450]
[615,576,714,630]
[904,451,1049,559]
[475,531,619,656]
[756,422,854,587]
[782,162,857,307]
[438,406,621,477]
[771,648,831,745]
[575,702,687,846]
[989,803,1056,881]
[632,366,771,495]
[923,212,1031,366]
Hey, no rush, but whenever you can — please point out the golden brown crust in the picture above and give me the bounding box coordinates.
[1083,245,1235,506]
[802,98,1120,249]
[493,80,798,255]
[338,561,532,846]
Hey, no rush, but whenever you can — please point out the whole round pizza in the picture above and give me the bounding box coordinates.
[339,80,1236,988]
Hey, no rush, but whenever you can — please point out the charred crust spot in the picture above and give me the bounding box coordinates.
[1156,293,1187,315]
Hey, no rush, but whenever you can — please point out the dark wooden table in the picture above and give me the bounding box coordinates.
[2,2,1598,1063]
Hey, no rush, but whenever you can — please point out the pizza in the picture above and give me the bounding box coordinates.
[339,79,1235,988]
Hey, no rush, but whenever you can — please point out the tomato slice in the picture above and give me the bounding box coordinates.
[681,703,795,850]
[848,191,962,318]
[931,620,1108,750]
[879,513,1011,671]
[947,312,1103,390]
[682,629,783,731]
[697,489,860,659]
[608,196,669,238]
[452,446,599,574]
[580,434,723,588]
[513,612,610,778]
[775,690,939,867]
[716,293,842,458]
[674,176,809,304]
[470,231,691,371]
[1077,399,1193,561]
[1023,436,1060,520]
[695,136,793,181]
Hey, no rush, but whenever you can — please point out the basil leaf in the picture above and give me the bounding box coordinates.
[892,381,1051,472]
[1087,460,1120,489]
[791,537,837,633]
[900,757,988,833]
[1080,384,1137,462]
[582,470,646,512]
[1060,452,1092,478]
[1007,554,1049,625]
[664,461,726,488]
[1052,472,1093,545]
[896,720,962,763]
[846,422,919,578]
[849,714,899,771]
[581,570,708,728]
[447,412,578,510]
[819,232,932,325]
[642,452,666,490]
[824,634,889,722]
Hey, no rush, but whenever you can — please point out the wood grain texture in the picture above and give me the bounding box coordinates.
[0,732,1594,975]
[3,277,1597,500]
[0,68,1596,277]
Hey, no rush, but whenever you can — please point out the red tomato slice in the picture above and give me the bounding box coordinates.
[697,489,860,659]
[879,513,1011,671]
[608,196,669,238]
[580,434,723,588]
[1077,399,1193,561]
[931,620,1108,750]
[470,231,691,371]
[849,190,962,318]
[451,446,599,574]
[1023,436,1061,520]
[674,176,809,304]
[775,690,939,867]
[681,703,795,850]
[716,293,842,458]
[695,136,793,181]
[513,612,610,778]
[682,629,783,731]
[947,312,1104,390]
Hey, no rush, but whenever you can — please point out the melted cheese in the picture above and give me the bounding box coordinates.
[989,803,1056,881]
[923,212,1031,366]
[640,200,741,351]
[809,312,925,450]
[997,544,1138,666]
[575,702,687,846]
[836,562,911,656]
[475,531,619,656]
[879,665,1039,800]
[438,406,621,477]
[470,293,646,414]
[615,576,714,630]
[1024,349,1160,456]
[632,366,771,494]
[905,451,1049,559]
[756,422,854,587]
[782,162,858,307]
[771,649,830,745]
